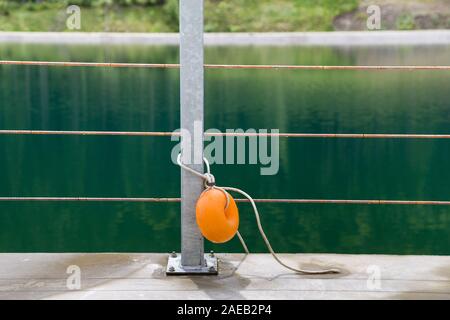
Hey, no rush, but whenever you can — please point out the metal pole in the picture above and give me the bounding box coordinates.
[180,0,205,269]
[167,0,216,275]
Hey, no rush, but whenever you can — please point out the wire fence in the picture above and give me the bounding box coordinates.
[1,59,450,206]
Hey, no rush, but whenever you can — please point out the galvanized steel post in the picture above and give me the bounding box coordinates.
[167,0,217,275]
[180,0,205,269]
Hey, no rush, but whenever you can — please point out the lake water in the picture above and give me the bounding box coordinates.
[0,43,449,254]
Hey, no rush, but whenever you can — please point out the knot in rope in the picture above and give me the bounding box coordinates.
[176,153,216,188]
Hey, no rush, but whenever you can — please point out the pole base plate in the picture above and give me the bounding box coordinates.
[166,253,218,275]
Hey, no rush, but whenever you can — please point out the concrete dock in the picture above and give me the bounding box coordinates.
[0,253,448,300]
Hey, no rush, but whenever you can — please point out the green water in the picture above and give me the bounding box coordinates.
[0,44,449,254]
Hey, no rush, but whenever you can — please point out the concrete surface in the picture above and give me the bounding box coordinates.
[0,31,450,46]
[0,253,448,300]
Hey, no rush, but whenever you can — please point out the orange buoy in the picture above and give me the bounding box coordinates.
[196,188,239,243]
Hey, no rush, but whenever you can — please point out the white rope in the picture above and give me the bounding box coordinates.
[176,154,340,275]
[218,186,340,275]
[236,230,250,255]
[177,154,215,186]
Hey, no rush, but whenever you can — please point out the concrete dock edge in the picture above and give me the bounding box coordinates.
[0,31,450,46]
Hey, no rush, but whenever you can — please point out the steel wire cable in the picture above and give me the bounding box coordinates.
[1,197,450,205]
[2,130,450,139]
[1,60,450,71]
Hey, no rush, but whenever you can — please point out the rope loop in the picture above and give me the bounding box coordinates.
[204,173,216,187]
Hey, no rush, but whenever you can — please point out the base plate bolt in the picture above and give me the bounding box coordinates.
[166,253,218,275]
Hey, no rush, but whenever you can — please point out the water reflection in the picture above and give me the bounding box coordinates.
[0,44,449,254]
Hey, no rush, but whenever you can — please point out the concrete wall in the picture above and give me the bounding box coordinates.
[1,31,450,46]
